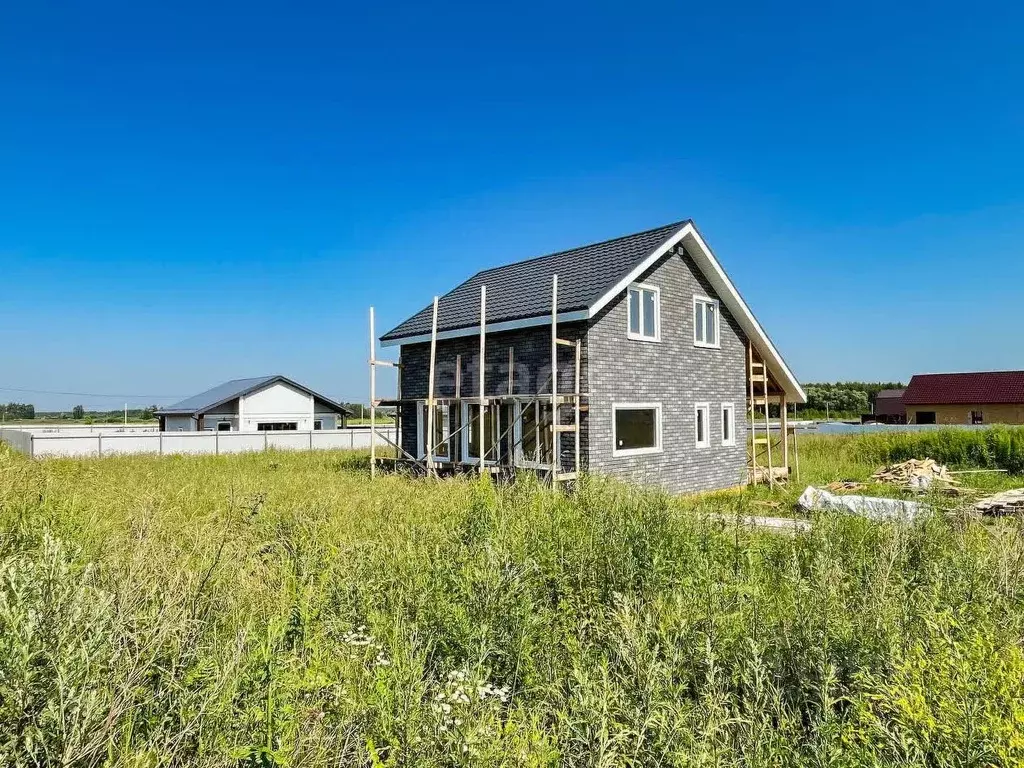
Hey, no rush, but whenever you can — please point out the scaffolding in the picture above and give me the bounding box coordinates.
[369,275,586,485]
[747,340,798,486]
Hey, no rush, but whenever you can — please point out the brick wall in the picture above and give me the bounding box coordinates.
[586,244,749,493]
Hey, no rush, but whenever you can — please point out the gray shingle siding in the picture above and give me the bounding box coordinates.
[586,244,749,493]
[395,244,750,493]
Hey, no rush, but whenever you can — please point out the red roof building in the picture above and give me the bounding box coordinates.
[903,371,1024,425]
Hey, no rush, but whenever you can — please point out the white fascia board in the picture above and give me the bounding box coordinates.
[379,310,589,347]
[586,222,807,403]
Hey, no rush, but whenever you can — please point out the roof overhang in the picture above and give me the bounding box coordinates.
[380,222,805,403]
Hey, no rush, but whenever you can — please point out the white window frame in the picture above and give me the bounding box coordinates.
[611,402,663,457]
[217,421,231,432]
[626,283,661,342]
[693,295,721,349]
[417,402,451,463]
[514,400,554,468]
[695,402,711,448]
[313,419,323,431]
[461,402,501,465]
[721,403,735,446]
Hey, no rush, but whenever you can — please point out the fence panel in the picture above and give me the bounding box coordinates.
[3,427,395,459]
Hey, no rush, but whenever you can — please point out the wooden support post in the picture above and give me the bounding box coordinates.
[574,338,581,478]
[426,296,439,477]
[550,275,558,482]
[479,285,486,474]
[455,354,462,399]
[747,340,757,482]
[369,307,376,479]
[780,394,789,474]
[762,362,774,489]
[508,347,514,396]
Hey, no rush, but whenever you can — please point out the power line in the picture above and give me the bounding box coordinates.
[0,385,185,399]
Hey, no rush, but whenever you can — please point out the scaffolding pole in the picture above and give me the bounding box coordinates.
[550,275,558,481]
[370,307,376,479]
[479,285,486,474]
[426,296,439,477]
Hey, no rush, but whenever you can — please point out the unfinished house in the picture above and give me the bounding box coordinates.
[370,219,805,493]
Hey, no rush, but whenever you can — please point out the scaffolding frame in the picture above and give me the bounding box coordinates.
[369,275,586,485]
[747,340,795,486]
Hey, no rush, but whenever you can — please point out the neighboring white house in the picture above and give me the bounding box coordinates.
[155,375,351,432]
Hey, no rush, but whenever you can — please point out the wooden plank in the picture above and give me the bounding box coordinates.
[551,274,558,481]
[426,296,439,477]
[479,285,486,474]
[369,306,376,479]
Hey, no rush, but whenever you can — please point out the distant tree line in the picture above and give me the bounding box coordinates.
[793,381,905,419]
[1,402,35,420]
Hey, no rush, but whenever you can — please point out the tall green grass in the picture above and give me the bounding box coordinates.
[1,446,1024,766]
[841,426,1024,473]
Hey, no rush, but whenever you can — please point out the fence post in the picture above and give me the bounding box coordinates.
[309,431,313,451]
[264,431,268,451]
[216,430,219,455]
[97,434,103,457]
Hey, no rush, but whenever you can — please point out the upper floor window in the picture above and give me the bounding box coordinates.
[627,284,660,341]
[694,296,720,348]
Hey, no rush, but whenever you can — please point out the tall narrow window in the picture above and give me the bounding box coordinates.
[419,403,450,460]
[518,402,553,465]
[612,403,662,456]
[464,403,499,462]
[627,284,660,341]
[694,296,720,347]
[695,403,710,448]
[721,403,735,446]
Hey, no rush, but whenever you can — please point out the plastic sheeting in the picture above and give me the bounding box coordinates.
[796,486,930,522]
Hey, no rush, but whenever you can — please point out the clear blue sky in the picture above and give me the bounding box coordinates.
[2,1,1022,410]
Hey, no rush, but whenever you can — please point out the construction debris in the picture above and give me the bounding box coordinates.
[797,486,930,522]
[826,480,866,493]
[974,488,1024,516]
[871,458,963,494]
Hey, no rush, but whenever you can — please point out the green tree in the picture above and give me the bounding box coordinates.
[72,405,85,420]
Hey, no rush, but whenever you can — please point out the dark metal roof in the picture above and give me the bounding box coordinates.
[875,389,906,400]
[380,220,691,342]
[155,375,352,416]
[903,372,1024,405]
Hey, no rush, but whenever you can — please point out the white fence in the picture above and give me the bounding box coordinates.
[0,427,397,459]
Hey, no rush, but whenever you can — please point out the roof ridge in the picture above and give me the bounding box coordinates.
[475,219,691,276]
[912,370,1024,377]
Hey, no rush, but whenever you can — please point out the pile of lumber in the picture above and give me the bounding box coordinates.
[871,458,963,494]
[975,489,1024,516]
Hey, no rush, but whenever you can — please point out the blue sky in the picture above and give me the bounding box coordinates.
[1,1,1022,410]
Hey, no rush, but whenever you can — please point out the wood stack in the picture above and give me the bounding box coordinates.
[871,458,963,494]
[974,489,1024,516]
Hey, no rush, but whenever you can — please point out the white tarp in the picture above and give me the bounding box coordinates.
[796,486,930,522]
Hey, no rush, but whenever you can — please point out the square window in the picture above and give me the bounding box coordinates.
[217,421,231,432]
[627,284,660,341]
[313,419,323,431]
[695,403,710,448]
[694,296,720,347]
[613,404,662,456]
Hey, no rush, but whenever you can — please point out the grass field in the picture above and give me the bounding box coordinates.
[2,431,1024,766]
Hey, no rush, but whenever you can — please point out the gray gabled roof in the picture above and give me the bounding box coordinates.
[378,218,807,403]
[380,220,691,342]
[155,375,352,416]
